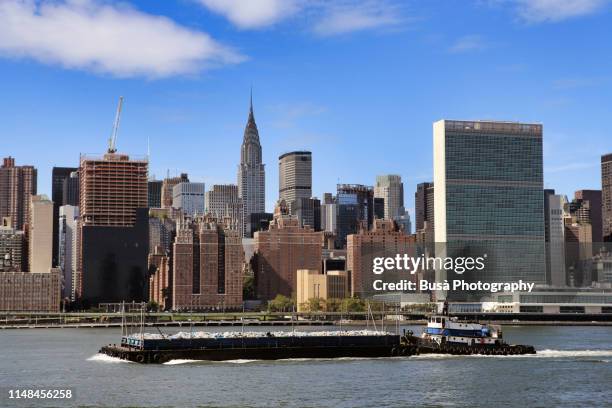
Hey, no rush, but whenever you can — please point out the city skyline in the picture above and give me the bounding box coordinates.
[2,0,612,215]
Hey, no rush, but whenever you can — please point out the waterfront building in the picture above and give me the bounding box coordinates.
[172,215,243,311]
[279,151,312,204]
[172,182,205,216]
[490,287,612,314]
[29,195,53,273]
[237,95,266,237]
[252,201,323,301]
[347,219,415,298]
[52,167,77,267]
[58,205,79,300]
[296,269,349,312]
[148,245,170,310]
[544,190,566,286]
[603,153,612,241]
[0,269,61,312]
[592,251,612,284]
[205,184,244,237]
[0,217,24,272]
[433,120,546,300]
[148,179,162,208]
[161,173,189,209]
[78,151,149,304]
[0,156,37,231]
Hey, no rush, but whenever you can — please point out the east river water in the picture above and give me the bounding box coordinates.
[1,325,611,407]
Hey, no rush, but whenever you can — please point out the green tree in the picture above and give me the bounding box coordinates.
[326,298,342,312]
[341,297,366,312]
[303,297,325,312]
[267,295,295,312]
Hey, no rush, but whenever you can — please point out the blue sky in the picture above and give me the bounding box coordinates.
[1,0,611,218]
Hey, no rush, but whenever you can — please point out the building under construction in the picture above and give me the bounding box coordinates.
[77,98,150,305]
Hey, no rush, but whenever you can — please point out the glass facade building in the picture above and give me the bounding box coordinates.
[434,120,546,300]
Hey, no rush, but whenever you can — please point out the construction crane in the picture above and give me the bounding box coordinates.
[107,96,124,153]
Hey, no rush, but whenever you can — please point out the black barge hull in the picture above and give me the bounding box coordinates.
[98,335,535,364]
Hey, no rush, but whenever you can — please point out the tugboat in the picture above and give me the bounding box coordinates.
[408,302,536,356]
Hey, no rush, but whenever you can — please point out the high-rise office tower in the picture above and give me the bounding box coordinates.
[571,190,602,244]
[252,201,323,301]
[51,167,77,267]
[205,184,244,236]
[238,94,265,237]
[78,150,149,303]
[544,190,566,286]
[172,182,205,216]
[62,171,79,207]
[172,215,243,310]
[161,173,189,209]
[601,153,612,241]
[335,184,373,248]
[374,175,404,220]
[290,197,321,230]
[415,182,434,231]
[148,179,163,208]
[29,195,53,272]
[279,151,312,204]
[58,205,79,300]
[434,120,546,300]
[0,157,37,231]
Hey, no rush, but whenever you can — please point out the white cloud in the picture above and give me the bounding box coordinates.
[196,0,301,29]
[312,1,402,36]
[515,0,607,23]
[0,0,245,78]
[448,35,487,53]
[197,0,403,35]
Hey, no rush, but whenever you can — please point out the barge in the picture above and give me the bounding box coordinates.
[99,330,408,364]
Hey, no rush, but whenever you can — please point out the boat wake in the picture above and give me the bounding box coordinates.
[411,349,612,361]
[163,359,259,365]
[87,353,132,363]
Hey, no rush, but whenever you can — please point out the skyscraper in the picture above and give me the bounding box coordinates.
[161,173,189,209]
[58,205,79,300]
[172,215,243,310]
[336,184,373,248]
[78,151,149,303]
[172,182,205,216]
[0,157,37,231]
[51,167,77,267]
[205,184,244,236]
[279,151,312,204]
[347,219,415,297]
[252,201,323,301]
[238,94,265,237]
[62,171,79,207]
[374,175,404,220]
[571,190,602,244]
[602,153,612,241]
[434,120,546,300]
[29,195,53,273]
[544,189,566,286]
[148,179,163,208]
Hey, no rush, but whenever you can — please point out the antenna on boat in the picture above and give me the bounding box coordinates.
[121,301,125,338]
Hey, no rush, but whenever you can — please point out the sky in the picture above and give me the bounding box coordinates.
[1,0,611,219]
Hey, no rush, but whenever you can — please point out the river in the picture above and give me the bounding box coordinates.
[1,325,611,407]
